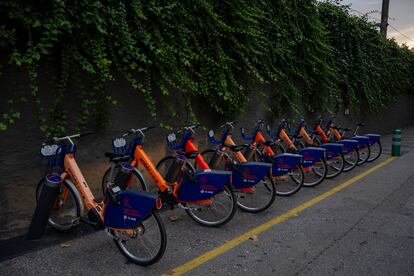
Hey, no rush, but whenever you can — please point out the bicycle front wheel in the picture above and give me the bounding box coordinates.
[185,184,236,227]
[36,178,82,231]
[111,210,167,266]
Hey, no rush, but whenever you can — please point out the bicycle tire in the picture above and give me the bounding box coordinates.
[200,149,277,213]
[156,156,236,226]
[325,152,345,178]
[357,144,371,165]
[112,210,167,266]
[302,157,328,187]
[184,184,237,227]
[102,166,148,195]
[343,148,359,172]
[36,178,82,231]
[367,141,382,162]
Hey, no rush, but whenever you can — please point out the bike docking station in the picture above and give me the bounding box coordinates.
[27,173,63,240]
[392,129,401,157]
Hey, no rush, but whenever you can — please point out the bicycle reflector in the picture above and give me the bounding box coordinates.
[155,198,163,210]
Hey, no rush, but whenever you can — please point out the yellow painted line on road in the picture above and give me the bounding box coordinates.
[164,157,396,275]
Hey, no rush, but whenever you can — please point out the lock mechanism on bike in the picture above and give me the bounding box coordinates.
[209,150,225,169]
[244,145,256,161]
[165,156,186,183]
[107,185,122,205]
[114,162,133,190]
[159,188,178,209]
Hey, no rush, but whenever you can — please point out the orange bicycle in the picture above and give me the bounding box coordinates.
[325,117,373,165]
[265,119,330,186]
[35,132,167,266]
[156,124,237,226]
[197,121,276,213]
[103,126,235,227]
[240,120,304,196]
[349,123,382,162]
[312,116,359,172]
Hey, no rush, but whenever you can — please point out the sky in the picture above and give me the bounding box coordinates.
[341,0,414,48]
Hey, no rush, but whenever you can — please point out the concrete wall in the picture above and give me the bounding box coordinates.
[1,69,413,240]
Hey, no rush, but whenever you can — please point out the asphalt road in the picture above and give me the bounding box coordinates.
[1,128,414,275]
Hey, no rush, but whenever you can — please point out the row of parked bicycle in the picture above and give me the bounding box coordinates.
[30,116,382,266]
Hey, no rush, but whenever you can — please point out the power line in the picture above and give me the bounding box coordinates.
[349,7,414,44]
[388,24,414,43]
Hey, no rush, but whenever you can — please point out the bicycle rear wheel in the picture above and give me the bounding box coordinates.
[367,142,382,162]
[303,158,327,187]
[201,149,276,213]
[357,145,371,165]
[325,153,345,178]
[272,165,304,196]
[111,210,167,266]
[36,178,82,231]
[156,157,236,226]
[102,166,147,195]
[184,184,236,227]
[343,148,359,172]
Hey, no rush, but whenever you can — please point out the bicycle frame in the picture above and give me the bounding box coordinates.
[314,123,330,143]
[223,135,247,163]
[185,138,210,170]
[129,144,181,198]
[62,153,104,221]
[254,131,277,156]
[299,127,314,145]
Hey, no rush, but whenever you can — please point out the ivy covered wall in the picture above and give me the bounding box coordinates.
[0,0,413,136]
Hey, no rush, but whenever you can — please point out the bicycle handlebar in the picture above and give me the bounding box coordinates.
[240,127,254,141]
[123,126,156,137]
[176,123,200,134]
[44,131,94,144]
[220,120,237,129]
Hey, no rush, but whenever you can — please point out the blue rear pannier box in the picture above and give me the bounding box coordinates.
[178,170,232,202]
[104,190,157,229]
[320,143,343,160]
[232,162,272,189]
[272,153,302,177]
[299,147,325,168]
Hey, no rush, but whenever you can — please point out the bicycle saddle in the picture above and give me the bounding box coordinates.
[223,144,249,152]
[177,150,199,159]
[262,140,275,147]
